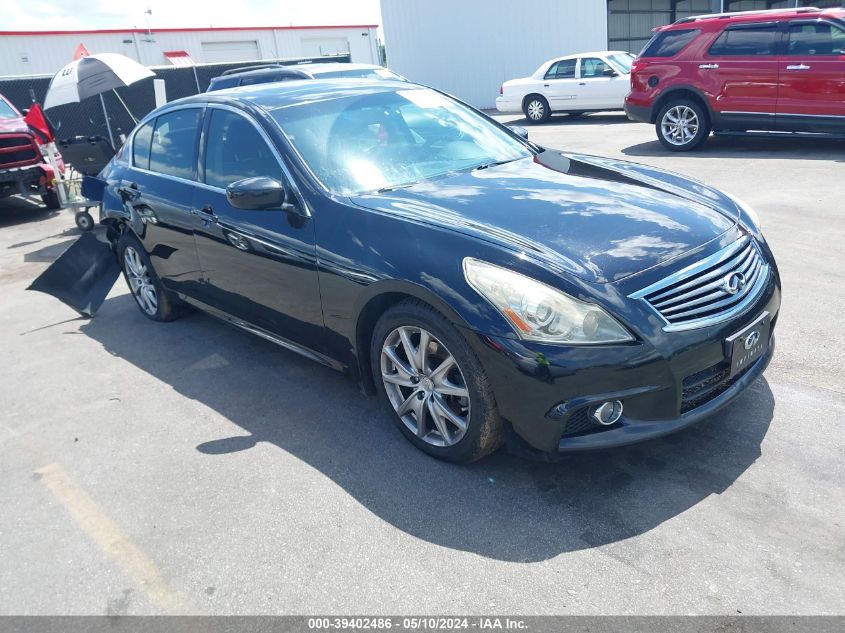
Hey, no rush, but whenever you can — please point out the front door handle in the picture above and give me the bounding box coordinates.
[786,64,811,71]
[196,204,218,224]
[699,63,719,70]
[578,82,586,86]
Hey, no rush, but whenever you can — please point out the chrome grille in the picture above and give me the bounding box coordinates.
[631,237,769,331]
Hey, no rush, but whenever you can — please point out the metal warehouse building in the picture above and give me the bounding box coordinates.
[381,0,844,109]
[0,24,380,77]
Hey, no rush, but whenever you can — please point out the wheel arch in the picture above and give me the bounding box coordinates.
[651,86,712,125]
[353,280,475,395]
[522,92,549,113]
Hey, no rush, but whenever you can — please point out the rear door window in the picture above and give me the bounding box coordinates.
[544,59,576,80]
[641,29,700,57]
[132,121,154,170]
[580,58,612,78]
[786,21,845,56]
[708,24,780,56]
[149,108,202,180]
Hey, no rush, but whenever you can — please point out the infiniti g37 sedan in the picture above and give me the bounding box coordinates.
[97,79,780,462]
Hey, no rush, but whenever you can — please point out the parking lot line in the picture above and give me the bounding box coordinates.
[34,461,184,614]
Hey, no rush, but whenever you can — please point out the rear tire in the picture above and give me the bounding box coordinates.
[523,95,551,125]
[655,99,711,151]
[371,299,503,463]
[117,231,188,322]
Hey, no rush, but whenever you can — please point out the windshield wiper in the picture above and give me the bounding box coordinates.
[376,181,419,193]
[472,157,521,171]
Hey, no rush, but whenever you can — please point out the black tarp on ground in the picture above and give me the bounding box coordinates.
[28,231,120,317]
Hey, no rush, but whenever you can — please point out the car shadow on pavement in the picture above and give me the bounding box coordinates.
[507,112,634,128]
[81,294,775,563]
[0,196,58,228]
[623,134,845,161]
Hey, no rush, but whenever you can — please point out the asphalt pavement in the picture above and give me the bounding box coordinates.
[1,115,843,615]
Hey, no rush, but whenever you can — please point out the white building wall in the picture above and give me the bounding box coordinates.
[0,26,379,77]
[381,0,608,109]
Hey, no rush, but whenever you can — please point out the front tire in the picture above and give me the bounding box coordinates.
[117,231,187,322]
[655,99,711,151]
[41,189,61,210]
[523,95,551,125]
[371,300,503,463]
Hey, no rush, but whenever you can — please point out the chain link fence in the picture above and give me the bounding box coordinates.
[0,54,350,146]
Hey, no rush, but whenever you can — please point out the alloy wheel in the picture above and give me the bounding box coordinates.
[380,326,471,447]
[661,105,699,146]
[526,99,545,121]
[124,246,158,316]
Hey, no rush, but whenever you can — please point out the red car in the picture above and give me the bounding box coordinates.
[0,94,63,209]
[625,7,845,151]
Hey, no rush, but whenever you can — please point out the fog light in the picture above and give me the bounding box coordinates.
[592,400,623,426]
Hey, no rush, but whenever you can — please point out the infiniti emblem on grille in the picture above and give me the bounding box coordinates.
[721,272,746,295]
[744,330,760,350]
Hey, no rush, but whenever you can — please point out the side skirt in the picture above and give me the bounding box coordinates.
[178,294,345,372]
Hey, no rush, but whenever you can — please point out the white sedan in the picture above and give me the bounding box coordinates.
[496,51,635,124]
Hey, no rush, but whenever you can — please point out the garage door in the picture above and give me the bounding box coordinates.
[300,37,349,57]
[200,40,260,63]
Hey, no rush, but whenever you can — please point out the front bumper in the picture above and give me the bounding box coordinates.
[465,272,780,458]
[0,163,50,198]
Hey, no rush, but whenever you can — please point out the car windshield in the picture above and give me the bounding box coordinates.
[269,87,532,195]
[0,99,19,119]
[607,53,635,73]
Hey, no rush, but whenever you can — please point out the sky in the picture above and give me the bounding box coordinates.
[3,0,383,31]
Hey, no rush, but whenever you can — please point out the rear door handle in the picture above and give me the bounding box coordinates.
[118,181,140,200]
[786,64,811,70]
[578,82,586,86]
[699,63,719,69]
[195,204,218,224]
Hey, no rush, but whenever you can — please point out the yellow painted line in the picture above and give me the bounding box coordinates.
[34,462,184,614]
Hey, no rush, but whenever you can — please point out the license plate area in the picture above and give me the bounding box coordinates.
[725,312,770,378]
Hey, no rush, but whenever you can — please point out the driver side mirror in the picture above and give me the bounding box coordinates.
[603,67,619,77]
[226,176,299,213]
[507,125,529,141]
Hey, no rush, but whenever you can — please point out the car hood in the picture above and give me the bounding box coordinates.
[0,116,29,134]
[349,151,739,284]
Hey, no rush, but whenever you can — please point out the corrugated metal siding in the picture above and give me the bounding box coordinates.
[381,0,608,109]
[0,27,378,77]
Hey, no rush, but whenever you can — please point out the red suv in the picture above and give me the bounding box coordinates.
[625,7,845,151]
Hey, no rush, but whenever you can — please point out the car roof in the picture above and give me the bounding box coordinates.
[210,66,307,81]
[208,62,391,87]
[177,78,417,112]
[549,50,631,63]
[665,7,844,29]
[293,62,384,74]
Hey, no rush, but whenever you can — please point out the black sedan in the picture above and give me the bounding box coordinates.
[98,79,780,462]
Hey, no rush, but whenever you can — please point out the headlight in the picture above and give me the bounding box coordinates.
[463,258,634,345]
[728,193,762,232]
